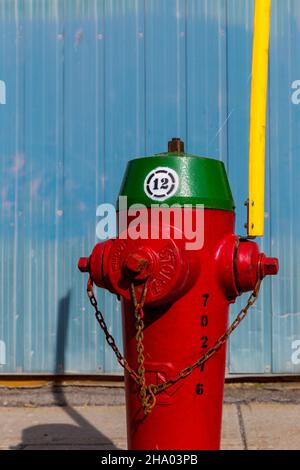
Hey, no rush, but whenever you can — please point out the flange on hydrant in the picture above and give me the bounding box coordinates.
[78,138,278,450]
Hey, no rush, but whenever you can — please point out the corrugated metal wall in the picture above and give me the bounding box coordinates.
[0,0,299,375]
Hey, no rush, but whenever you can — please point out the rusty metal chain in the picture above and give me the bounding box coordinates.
[87,276,262,415]
[130,282,156,415]
[151,279,262,395]
[87,278,139,384]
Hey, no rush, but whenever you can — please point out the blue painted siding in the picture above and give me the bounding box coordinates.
[0,0,299,374]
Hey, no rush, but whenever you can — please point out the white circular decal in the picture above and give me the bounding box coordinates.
[144,167,179,201]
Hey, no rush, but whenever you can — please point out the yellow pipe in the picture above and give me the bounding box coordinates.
[248,0,271,237]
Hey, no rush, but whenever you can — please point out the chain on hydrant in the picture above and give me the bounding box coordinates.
[130,281,157,415]
[87,277,262,416]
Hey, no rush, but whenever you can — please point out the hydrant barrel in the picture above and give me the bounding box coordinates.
[78,140,278,450]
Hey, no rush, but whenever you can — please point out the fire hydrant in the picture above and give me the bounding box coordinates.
[78,138,278,450]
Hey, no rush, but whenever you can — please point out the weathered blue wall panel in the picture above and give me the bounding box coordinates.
[0,0,299,375]
[269,1,300,374]
[226,0,273,373]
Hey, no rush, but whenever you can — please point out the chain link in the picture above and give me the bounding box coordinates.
[130,282,156,415]
[87,279,139,384]
[87,276,262,415]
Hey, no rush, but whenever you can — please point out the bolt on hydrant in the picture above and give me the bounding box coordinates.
[78,138,278,450]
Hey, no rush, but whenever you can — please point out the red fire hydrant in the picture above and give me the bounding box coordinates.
[78,138,278,450]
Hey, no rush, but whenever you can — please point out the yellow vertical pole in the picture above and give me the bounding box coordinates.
[248,0,271,237]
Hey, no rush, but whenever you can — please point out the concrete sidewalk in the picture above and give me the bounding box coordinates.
[1,402,300,450]
[1,383,300,450]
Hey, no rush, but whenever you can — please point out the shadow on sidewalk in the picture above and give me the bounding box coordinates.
[12,291,117,450]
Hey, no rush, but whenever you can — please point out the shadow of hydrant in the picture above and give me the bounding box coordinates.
[13,291,117,450]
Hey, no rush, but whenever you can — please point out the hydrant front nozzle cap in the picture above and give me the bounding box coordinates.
[78,257,90,273]
[125,253,148,274]
[123,251,152,281]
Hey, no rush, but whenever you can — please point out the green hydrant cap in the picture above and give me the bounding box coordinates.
[118,138,235,211]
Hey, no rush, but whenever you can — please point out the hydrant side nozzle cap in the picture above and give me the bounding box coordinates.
[260,255,279,277]
[78,257,90,273]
